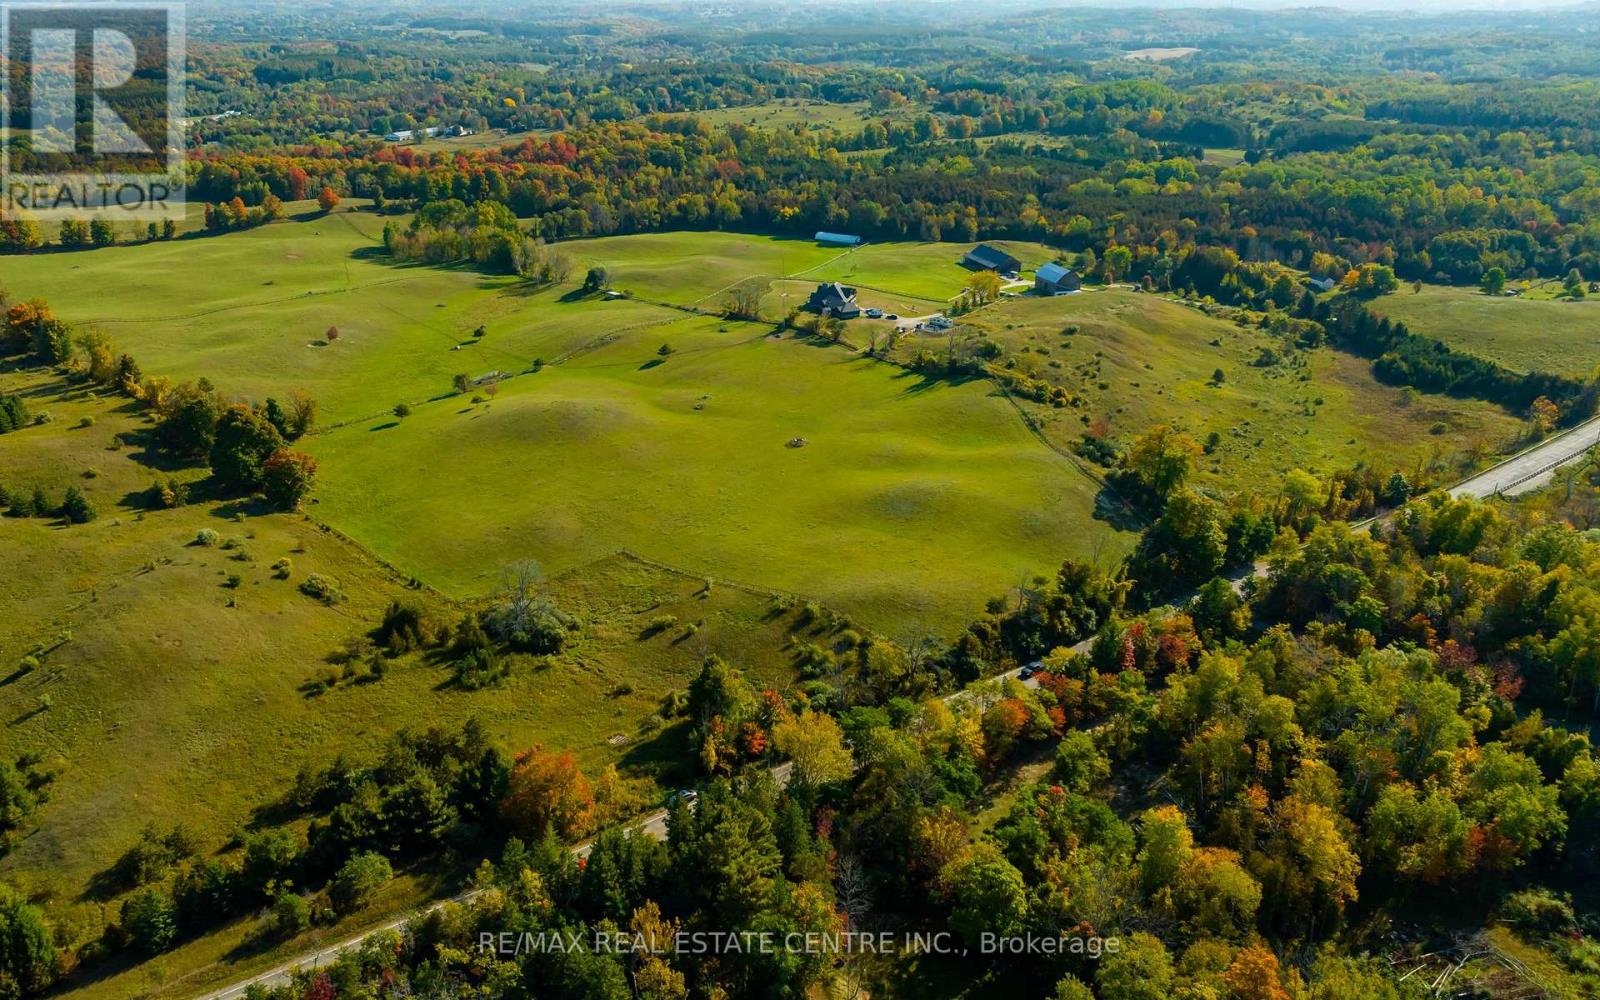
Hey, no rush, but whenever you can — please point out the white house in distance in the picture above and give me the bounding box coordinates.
[1035,262,1082,295]
[382,125,477,142]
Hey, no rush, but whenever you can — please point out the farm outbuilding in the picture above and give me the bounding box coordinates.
[815,231,864,247]
[963,244,1021,274]
[1035,262,1082,295]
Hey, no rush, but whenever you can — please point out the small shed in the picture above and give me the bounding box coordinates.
[1035,262,1082,296]
[815,231,863,247]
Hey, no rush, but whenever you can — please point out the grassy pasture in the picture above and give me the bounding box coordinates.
[0,211,686,426]
[561,232,1059,313]
[306,315,1131,634]
[956,290,1528,491]
[0,364,806,999]
[561,231,846,306]
[1372,283,1600,379]
[802,240,1058,303]
[654,98,908,132]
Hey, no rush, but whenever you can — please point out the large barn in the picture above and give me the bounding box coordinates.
[1035,262,1082,295]
[963,244,1021,274]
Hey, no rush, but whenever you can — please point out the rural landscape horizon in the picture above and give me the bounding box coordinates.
[3,1,1600,998]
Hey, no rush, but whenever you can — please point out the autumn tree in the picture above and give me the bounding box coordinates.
[262,450,318,510]
[771,710,853,788]
[209,404,286,490]
[1125,424,1202,502]
[317,186,341,213]
[501,745,595,840]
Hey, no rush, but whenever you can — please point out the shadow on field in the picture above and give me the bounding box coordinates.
[890,367,984,395]
[1092,487,1146,532]
[211,496,278,520]
[618,721,694,786]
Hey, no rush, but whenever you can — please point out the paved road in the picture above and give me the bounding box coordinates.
[1450,416,1600,498]
[194,763,794,1000]
[192,412,1600,999]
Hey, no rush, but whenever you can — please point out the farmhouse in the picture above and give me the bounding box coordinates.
[1035,262,1082,295]
[383,125,446,142]
[815,231,863,247]
[964,244,1021,274]
[807,282,862,318]
[1307,276,1337,292]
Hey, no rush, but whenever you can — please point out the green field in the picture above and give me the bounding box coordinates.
[1372,283,1600,379]
[0,364,809,1000]
[561,230,846,307]
[561,232,1054,313]
[0,211,686,426]
[655,98,912,132]
[801,239,1055,302]
[953,290,1529,491]
[307,314,1130,632]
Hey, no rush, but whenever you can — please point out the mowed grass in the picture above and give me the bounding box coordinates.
[306,315,1132,634]
[957,291,1528,491]
[802,240,1058,303]
[561,231,846,307]
[0,211,686,426]
[560,232,1057,314]
[1372,283,1600,379]
[0,365,806,999]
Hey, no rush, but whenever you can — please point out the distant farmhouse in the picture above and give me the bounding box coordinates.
[964,244,1021,274]
[382,124,476,142]
[1035,262,1082,296]
[814,231,863,247]
[1307,276,1337,293]
[807,282,862,318]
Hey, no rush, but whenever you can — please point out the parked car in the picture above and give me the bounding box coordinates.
[884,313,898,321]
[671,789,699,806]
[1018,662,1042,680]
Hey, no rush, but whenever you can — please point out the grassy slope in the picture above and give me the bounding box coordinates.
[561,232,1058,312]
[957,291,1528,492]
[1372,283,1600,379]
[0,211,686,426]
[560,230,846,307]
[0,367,804,999]
[802,239,1058,302]
[653,98,911,131]
[306,315,1131,634]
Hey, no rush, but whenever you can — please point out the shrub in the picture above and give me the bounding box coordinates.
[329,852,392,915]
[61,486,95,524]
[121,887,178,954]
[642,614,677,637]
[299,574,345,604]
[452,647,508,689]
[271,557,292,579]
[194,528,220,547]
[1500,889,1575,934]
[269,891,311,938]
[378,599,430,653]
